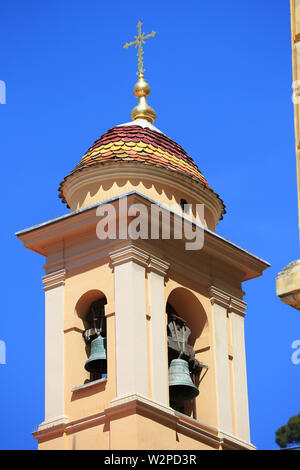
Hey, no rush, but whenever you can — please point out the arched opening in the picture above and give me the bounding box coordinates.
[166,287,208,416]
[75,290,108,383]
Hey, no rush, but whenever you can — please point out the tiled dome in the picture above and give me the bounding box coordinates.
[59,121,225,218]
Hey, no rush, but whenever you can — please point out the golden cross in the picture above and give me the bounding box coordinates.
[123,21,156,75]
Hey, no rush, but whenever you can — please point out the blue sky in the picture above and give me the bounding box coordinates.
[0,0,299,450]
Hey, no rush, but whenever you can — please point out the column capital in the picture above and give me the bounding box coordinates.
[209,286,231,309]
[109,244,170,277]
[109,244,149,269]
[229,297,247,317]
[147,255,170,277]
[42,269,66,291]
[209,286,246,316]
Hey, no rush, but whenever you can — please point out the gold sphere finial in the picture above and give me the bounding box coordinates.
[133,74,150,98]
[123,22,157,123]
[131,74,156,123]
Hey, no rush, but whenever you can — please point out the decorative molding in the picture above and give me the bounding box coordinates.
[218,430,256,451]
[229,297,247,317]
[209,286,231,309]
[175,413,220,449]
[42,269,66,291]
[36,414,68,432]
[60,161,224,227]
[17,191,269,284]
[209,286,246,316]
[65,412,106,435]
[33,423,65,441]
[33,412,106,439]
[109,244,149,269]
[108,394,254,450]
[109,243,170,278]
[33,394,255,449]
[147,255,170,277]
[108,393,175,422]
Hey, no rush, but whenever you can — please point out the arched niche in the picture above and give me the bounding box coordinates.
[75,289,107,329]
[75,289,108,382]
[166,287,208,348]
[166,287,208,417]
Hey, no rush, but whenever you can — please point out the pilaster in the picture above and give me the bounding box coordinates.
[147,255,170,405]
[109,244,149,398]
[209,286,233,435]
[228,296,251,443]
[39,269,68,430]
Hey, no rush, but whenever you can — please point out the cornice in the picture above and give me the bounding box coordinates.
[32,395,255,449]
[33,414,68,438]
[107,394,222,448]
[107,393,177,427]
[204,229,269,280]
[17,191,269,283]
[218,430,256,451]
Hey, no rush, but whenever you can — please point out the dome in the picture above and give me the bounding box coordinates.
[58,120,225,223]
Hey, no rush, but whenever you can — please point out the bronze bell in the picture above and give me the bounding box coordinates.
[168,358,199,402]
[85,336,107,373]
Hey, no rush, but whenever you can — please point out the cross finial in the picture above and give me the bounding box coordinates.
[123,22,157,123]
[123,21,156,75]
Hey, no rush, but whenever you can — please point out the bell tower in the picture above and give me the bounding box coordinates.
[16,23,269,450]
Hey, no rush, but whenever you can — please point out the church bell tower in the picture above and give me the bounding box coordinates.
[16,22,269,450]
